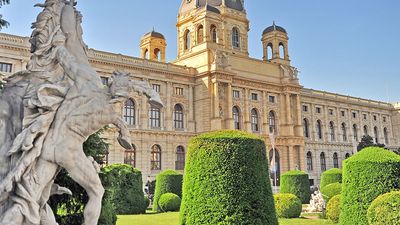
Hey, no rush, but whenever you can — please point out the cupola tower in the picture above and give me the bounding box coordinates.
[262,22,290,65]
[140,30,167,62]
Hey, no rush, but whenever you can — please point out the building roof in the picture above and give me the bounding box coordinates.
[179,0,244,15]
[142,30,165,39]
[263,22,287,35]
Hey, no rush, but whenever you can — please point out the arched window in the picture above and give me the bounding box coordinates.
[267,43,273,60]
[210,25,217,43]
[268,111,277,134]
[329,121,335,141]
[151,145,162,170]
[333,152,339,168]
[269,149,280,186]
[316,120,323,140]
[374,126,379,143]
[303,119,310,138]
[150,106,161,128]
[144,49,149,59]
[233,106,241,130]
[123,99,135,126]
[279,43,285,59]
[174,104,184,129]
[232,27,240,48]
[364,125,369,136]
[176,146,185,170]
[345,153,351,159]
[384,127,389,144]
[306,151,313,171]
[353,124,358,141]
[251,108,259,132]
[197,25,204,43]
[341,123,347,142]
[154,48,161,61]
[184,30,190,50]
[320,152,326,172]
[124,144,136,167]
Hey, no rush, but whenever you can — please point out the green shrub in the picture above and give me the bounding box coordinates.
[179,130,278,225]
[274,193,302,218]
[321,182,341,202]
[339,147,400,225]
[367,191,400,225]
[101,164,147,215]
[326,195,341,223]
[158,193,181,212]
[320,168,342,189]
[153,170,183,212]
[280,170,311,204]
[98,189,117,225]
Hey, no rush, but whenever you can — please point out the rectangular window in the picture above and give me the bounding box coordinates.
[316,107,321,114]
[363,114,367,120]
[383,116,387,122]
[303,105,308,112]
[329,109,334,115]
[233,90,240,99]
[100,76,109,86]
[352,112,357,118]
[152,84,161,93]
[269,96,276,103]
[251,93,258,101]
[175,87,184,96]
[149,106,161,128]
[0,62,12,73]
[373,115,377,121]
[341,111,345,117]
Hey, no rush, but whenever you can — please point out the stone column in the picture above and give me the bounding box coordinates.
[188,85,195,132]
[244,88,250,132]
[286,93,291,125]
[166,82,172,131]
[226,83,234,129]
[288,145,294,171]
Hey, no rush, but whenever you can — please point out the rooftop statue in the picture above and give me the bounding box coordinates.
[0,1,163,224]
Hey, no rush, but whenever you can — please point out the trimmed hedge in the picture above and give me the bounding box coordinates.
[101,164,147,215]
[321,182,341,202]
[339,147,400,225]
[274,193,302,218]
[280,170,311,204]
[179,130,278,225]
[98,189,117,225]
[153,170,183,212]
[367,191,400,225]
[159,193,181,212]
[320,168,342,189]
[326,195,341,223]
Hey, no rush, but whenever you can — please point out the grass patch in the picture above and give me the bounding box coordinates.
[117,211,334,225]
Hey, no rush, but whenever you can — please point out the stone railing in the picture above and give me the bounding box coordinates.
[0,33,30,47]
[88,49,194,75]
[302,88,394,109]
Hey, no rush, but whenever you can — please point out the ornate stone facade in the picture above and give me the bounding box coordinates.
[0,1,399,186]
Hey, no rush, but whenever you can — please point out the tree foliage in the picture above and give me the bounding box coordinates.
[280,170,311,204]
[0,0,10,30]
[48,129,111,225]
[357,135,385,152]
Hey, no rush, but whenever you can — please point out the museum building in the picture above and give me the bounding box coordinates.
[0,0,399,185]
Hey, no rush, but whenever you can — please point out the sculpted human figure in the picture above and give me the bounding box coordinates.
[0,1,163,224]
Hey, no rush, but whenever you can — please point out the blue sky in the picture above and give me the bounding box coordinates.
[2,1,400,103]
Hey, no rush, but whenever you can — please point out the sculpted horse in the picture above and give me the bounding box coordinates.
[0,0,163,224]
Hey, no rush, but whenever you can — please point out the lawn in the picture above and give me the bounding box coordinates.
[117,212,334,225]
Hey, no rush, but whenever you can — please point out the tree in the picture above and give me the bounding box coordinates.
[48,128,110,225]
[357,135,385,152]
[0,0,10,30]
